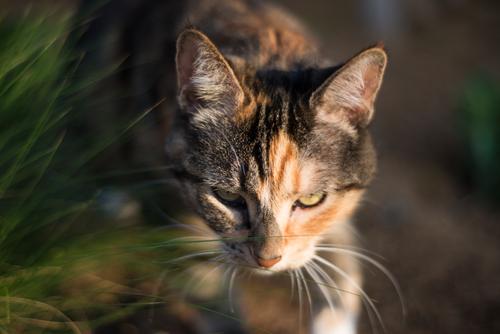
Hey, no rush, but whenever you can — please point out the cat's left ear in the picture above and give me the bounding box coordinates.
[176,29,244,114]
[310,46,387,129]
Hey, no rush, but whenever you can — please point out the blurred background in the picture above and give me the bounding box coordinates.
[0,0,499,333]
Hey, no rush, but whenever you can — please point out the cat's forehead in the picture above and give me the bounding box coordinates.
[234,108,329,197]
[245,130,324,199]
[244,86,312,141]
[188,83,375,193]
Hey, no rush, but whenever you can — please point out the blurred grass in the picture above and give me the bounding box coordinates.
[460,75,500,204]
[0,9,209,334]
[0,11,89,332]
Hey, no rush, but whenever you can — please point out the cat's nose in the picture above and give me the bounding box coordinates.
[256,255,282,268]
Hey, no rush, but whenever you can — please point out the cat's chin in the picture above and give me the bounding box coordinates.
[252,267,279,276]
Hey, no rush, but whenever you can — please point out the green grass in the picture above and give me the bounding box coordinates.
[0,11,117,333]
[0,10,204,334]
[460,75,500,204]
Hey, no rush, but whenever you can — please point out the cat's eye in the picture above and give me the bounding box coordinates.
[295,193,326,209]
[213,189,245,207]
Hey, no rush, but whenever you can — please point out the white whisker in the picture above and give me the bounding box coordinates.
[298,268,313,317]
[295,270,303,329]
[309,261,346,309]
[165,250,223,263]
[305,263,336,317]
[148,269,168,322]
[312,259,378,334]
[152,208,209,234]
[228,267,238,313]
[165,222,208,234]
[164,235,216,244]
[210,254,226,263]
[182,260,225,298]
[288,269,295,302]
[316,246,405,316]
[316,244,385,260]
[222,265,232,284]
[314,255,387,334]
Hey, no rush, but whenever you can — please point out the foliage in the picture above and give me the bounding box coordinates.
[0,10,201,334]
[460,75,500,204]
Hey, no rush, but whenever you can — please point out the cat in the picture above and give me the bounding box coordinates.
[77,0,387,333]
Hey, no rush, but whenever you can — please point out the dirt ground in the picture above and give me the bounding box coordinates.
[356,159,500,334]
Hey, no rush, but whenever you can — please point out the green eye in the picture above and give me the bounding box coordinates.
[295,193,326,208]
[213,189,245,206]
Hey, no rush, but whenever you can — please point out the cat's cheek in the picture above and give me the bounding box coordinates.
[290,190,364,235]
[324,189,365,224]
[287,204,334,237]
[280,244,317,270]
[275,220,315,270]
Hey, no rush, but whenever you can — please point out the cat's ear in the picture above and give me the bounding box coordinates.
[176,29,244,114]
[310,46,387,129]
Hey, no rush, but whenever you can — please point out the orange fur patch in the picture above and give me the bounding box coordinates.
[256,131,301,204]
[235,97,257,123]
[285,190,364,238]
[235,92,269,124]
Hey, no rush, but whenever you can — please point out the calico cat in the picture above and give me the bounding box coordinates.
[78,0,388,333]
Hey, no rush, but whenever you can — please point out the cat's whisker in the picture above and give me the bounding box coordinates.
[210,254,227,262]
[360,197,383,208]
[309,261,346,306]
[184,260,226,298]
[315,246,406,316]
[164,250,223,263]
[288,269,295,302]
[222,265,234,288]
[138,237,222,251]
[305,263,337,317]
[167,224,209,235]
[149,224,194,233]
[147,269,169,323]
[163,235,213,244]
[311,262,379,334]
[314,255,387,334]
[298,268,313,318]
[228,267,238,313]
[151,208,209,235]
[316,244,385,259]
[295,270,304,329]
[321,224,364,243]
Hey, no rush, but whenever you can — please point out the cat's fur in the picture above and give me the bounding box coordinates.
[78,0,387,333]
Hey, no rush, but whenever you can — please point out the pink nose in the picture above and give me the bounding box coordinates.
[257,256,282,268]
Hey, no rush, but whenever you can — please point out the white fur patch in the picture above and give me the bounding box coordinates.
[313,309,357,334]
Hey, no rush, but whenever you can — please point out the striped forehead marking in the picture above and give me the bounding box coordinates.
[256,131,300,205]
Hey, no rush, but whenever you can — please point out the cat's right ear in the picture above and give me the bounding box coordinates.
[176,29,244,115]
[310,46,387,130]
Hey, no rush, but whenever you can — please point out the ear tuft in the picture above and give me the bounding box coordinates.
[310,46,388,129]
[176,29,244,115]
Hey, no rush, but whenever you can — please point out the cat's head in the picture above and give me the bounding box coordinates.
[166,29,387,272]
